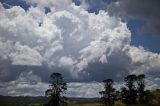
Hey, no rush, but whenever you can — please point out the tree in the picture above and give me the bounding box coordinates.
[137,74,145,104]
[121,87,129,104]
[45,73,67,106]
[123,74,137,104]
[99,79,116,106]
[115,90,121,100]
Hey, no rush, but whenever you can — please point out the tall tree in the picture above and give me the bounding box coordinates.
[124,74,137,104]
[137,74,145,104]
[45,73,67,106]
[121,87,129,104]
[99,79,116,106]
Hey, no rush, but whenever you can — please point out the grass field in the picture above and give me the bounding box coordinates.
[69,102,102,106]
[0,99,160,106]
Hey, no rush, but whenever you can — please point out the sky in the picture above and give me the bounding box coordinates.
[0,0,160,97]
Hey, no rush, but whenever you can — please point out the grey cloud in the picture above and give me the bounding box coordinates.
[146,77,160,90]
[108,0,160,35]
[67,82,103,97]
[82,58,131,82]
[4,71,48,96]
[84,0,160,35]
[79,0,117,13]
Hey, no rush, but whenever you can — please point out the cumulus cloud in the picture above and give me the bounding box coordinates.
[0,0,160,96]
[0,1,132,79]
[59,56,77,68]
[146,77,160,90]
[23,0,72,8]
[0,71,48,96]
[128,46,160,75]
[9,42,43,66]
[67,82,103,97]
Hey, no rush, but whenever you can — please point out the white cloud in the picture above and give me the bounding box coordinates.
[67,82,103,97]
[99,55,108,64]
[0,2,131,73]
[0,38,13,59]
[6,71,48,96]
[59,56,77,68]
[9,42,43,66]
[146,77,160,90]
[23,0,72,8]
[128,46,160,74]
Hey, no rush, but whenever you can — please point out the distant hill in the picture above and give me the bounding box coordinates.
[0,95,99,104]
[0,95,48,104]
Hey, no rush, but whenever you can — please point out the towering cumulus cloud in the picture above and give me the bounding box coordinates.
[0,0,159,97]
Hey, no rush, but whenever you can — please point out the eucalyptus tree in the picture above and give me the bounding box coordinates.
[137,74,145,104]
[124,74,137,104]
[99,79,116,106]
[45,73,67,106]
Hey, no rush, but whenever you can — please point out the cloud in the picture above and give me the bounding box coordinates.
[0,76,159,97]
[9,42,42,66]
[0,1,132,80]
[146,77,160,90]
[128,46,160,75]
[0,71,48,96]
[0,0,160,96]
[67,82,103,97]
[59,56,77,68]
[77,0,116,12]
[23,0,72,8]
[82,0,160,35]
[108,0,160,35]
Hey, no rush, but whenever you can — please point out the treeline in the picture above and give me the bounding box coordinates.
[99,74,157,106]
[45,73,160,106]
